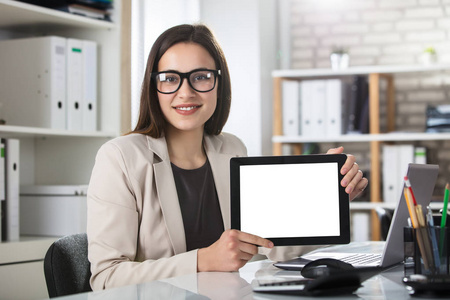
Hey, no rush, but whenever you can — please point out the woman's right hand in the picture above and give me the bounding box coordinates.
[197,229,273,272]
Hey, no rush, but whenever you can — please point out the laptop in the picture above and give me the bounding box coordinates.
[273,163,439,270]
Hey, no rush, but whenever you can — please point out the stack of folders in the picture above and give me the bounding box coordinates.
[383,145,427,203]
[281,76,369,138]
[282,79,342,138]
[0,36,97,132]
[0,138,20,242]
[18,0,114,22]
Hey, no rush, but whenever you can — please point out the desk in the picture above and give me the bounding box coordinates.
[52,242,435,300]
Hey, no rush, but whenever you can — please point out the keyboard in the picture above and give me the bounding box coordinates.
[303,252,382,267]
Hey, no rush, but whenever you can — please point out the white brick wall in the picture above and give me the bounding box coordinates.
[289,0,450,195]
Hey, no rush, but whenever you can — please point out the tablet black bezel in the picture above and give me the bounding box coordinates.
[230,154,350,246]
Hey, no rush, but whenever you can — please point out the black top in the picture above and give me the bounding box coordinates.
[171,159,224,251]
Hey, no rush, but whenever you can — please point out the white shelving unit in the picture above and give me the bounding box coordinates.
[0,1,122,299]
[272,64,450,241]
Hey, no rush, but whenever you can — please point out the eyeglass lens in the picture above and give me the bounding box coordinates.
[155,70,217,93]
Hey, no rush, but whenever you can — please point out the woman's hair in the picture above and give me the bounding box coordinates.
[130,24,231,137]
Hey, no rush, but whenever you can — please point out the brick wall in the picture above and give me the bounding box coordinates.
[288,0,450,197]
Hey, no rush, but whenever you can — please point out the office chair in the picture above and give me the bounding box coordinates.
[44,233,92,298]
[375,207,394,241]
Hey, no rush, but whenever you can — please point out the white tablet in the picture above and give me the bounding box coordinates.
[230,154,350,246]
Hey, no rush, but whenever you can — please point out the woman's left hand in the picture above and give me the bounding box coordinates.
[326,146,368,201]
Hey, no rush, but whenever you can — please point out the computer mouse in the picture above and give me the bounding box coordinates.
[301,258,355,279]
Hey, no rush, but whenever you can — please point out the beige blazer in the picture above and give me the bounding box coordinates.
[87,132,320,290]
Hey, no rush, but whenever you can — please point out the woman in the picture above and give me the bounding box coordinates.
[87,24,368,290]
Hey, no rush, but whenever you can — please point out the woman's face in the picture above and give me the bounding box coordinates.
[157,42,218,135]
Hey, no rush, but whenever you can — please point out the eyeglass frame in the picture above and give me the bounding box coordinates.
[151,68,221,94]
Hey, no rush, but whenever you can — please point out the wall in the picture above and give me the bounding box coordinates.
[200,0,278,156]
[132,0,277,155]
[287,0,450,194]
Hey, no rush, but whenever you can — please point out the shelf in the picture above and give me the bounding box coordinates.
[272,64,450,78]
[0,0,115,31]
[273,132,450,143]
[350,201,444,211]
[0,236,57,264]
[0,125,116,138]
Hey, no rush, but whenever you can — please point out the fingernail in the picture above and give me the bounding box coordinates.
[341,168,347,175]
[346,186,353,194]
[341,179,348,186]
[268,242,274,248]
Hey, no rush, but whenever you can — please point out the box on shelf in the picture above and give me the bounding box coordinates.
[20,185,88,237]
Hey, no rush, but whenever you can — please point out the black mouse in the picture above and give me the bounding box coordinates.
[301,258,355,279]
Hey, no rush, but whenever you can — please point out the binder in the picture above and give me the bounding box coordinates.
[3,139,19,241]
[282,80,301,136]
[382,144,415,203]
[300,80,313,138]
[310,80,327,137]
[0,139,4,241]
[382,145,398,203]
[82,40,98,131]
[325,79,342,137]
[0,36,66,129]
[66,38,84,131]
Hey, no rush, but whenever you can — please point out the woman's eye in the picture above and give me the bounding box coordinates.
[165,76,178,83]
[192,73,211,81]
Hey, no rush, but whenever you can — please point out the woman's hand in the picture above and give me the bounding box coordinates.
[197,229,273,272]
[327,146,368,201]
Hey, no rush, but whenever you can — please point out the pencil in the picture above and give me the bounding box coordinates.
[404,188,418,229]
[404,188,431,271]
[441,183,449,228]
[440,183,449,257]
[416,204,435,271]
[404,176,418,206]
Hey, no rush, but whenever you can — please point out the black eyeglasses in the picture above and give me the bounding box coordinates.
[152,69,221,94]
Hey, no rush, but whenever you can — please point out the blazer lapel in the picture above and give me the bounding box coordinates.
[204,136,232,230]
[148,136,186,255]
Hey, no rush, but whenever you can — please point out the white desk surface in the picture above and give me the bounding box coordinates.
[50,242,437,300]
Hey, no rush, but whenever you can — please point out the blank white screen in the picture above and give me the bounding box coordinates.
[240,163,340,238]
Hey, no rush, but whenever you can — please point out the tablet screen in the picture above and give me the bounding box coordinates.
[230,154,350,246]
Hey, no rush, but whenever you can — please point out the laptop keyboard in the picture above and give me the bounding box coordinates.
[339,253,382,266]
[303,252,382,267]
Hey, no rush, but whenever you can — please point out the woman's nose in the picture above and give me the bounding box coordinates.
[177,78,195,97]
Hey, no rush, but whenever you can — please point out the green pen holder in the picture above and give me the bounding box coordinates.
[404,226,449,276]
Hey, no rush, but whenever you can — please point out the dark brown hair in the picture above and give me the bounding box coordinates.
[130,24,231,137]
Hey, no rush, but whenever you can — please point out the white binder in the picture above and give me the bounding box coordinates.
[325,79,342,137]
[0,139,4,240]
[310,80,327,137]
[282,80,301,136]
[300,81,313,138]
[66,38,84,131]
[4,138,19,241]
[82,40,98,131]
[0,36,66,129]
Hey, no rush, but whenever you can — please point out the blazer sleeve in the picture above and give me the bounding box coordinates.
[87,142,197,290]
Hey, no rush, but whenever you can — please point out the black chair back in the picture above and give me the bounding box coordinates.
[44,233,92,298]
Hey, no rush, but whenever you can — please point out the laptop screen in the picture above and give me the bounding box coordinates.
[230,154,350,246]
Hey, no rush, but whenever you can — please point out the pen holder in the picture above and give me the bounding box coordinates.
[404,226,449,276]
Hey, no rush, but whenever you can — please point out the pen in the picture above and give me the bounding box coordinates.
[427,206,441,269]
[404,176,418,206]
[441,183,449,228]
[440,183,449,257]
